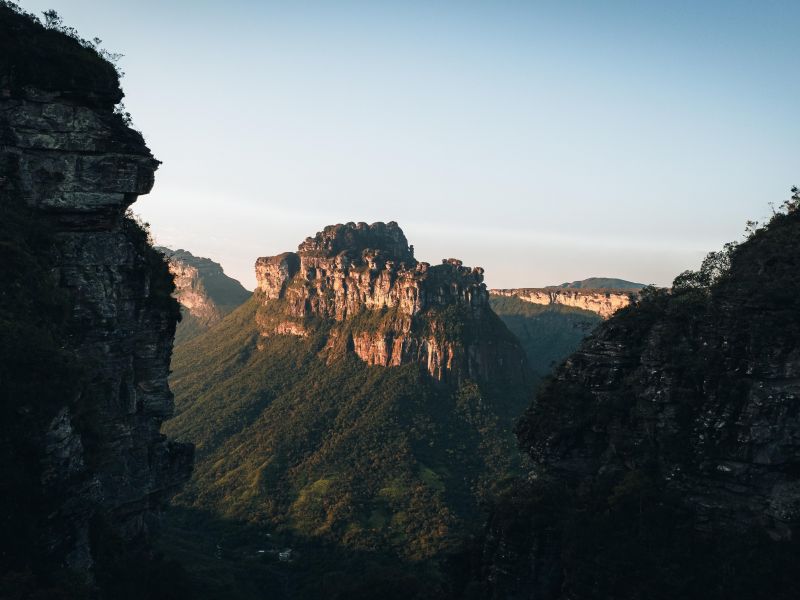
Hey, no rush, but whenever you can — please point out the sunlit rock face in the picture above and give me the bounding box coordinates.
[490,288,636,319]
[1,5,191,575]
[167,254,222,323]
[160,247,250,343]
[255,222,525,385]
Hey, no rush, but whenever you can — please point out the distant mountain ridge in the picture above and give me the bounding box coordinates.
[491,284,640,319]
[555,277,646,290]
[158,247,250,344]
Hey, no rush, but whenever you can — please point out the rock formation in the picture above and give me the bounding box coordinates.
[159,247,250,344]
[474,199,800,599]
[1,5,191,592]
[490,287,637,319]
[255,221,526,385]
[166,223,533,585]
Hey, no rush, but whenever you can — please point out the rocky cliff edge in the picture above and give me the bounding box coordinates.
[0,4,192,590]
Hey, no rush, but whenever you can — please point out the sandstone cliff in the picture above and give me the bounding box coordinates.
[1,5,191,595]
[159,247,250,344]
[490,287,637,319]
[255,221,527,385]
[475,198,800,599]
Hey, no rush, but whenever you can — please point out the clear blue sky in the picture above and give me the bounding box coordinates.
[21,0,800,289]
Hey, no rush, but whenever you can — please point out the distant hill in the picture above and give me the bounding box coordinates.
[158,247,250,344]
[555,277,646,290]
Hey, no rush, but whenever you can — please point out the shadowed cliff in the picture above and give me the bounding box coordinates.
[1,5,192,597]
[471,193,800,600]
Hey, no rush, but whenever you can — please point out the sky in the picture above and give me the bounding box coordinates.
[20,0,800,289]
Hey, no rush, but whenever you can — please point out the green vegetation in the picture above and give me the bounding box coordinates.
[123,211,181,320]
[490,295,601,378]
[174,309,204,346]
[164,292,530,596]
[0,2,125,111]
[476,472,800,600]
[157,506,463,600]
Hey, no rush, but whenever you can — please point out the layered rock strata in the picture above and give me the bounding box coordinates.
[160,247,250,343]
[490,287,636,319]
[1,5,192,579]
[255,222,526,385]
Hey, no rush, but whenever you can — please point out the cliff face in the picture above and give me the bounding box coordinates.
[159,247,250,344]
[0,5,191,591]
[490,287,636,319]
[476,203,800,599]
[256,222,526,385]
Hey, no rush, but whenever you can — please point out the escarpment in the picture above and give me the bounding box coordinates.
[160,247,250,344]
[1,5,191,593]
[490,287,638,319]
[475,201,800,599]
[255,221,526,385]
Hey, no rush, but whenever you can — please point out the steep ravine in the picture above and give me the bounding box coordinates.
[1,6,192,597]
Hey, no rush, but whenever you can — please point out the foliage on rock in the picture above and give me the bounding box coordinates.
[474,191,800,599]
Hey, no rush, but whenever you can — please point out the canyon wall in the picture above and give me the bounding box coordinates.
[0,5,191,588]
[490,287,636,319]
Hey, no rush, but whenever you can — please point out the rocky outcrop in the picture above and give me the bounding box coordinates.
[490,287,637,319]
[255,221,430,321]
[1,4,191,588]
[255,222,526,385]
[159,247,250,343]
[476,201,800,599]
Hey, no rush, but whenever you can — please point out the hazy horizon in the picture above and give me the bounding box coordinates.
[21,0,800,289]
